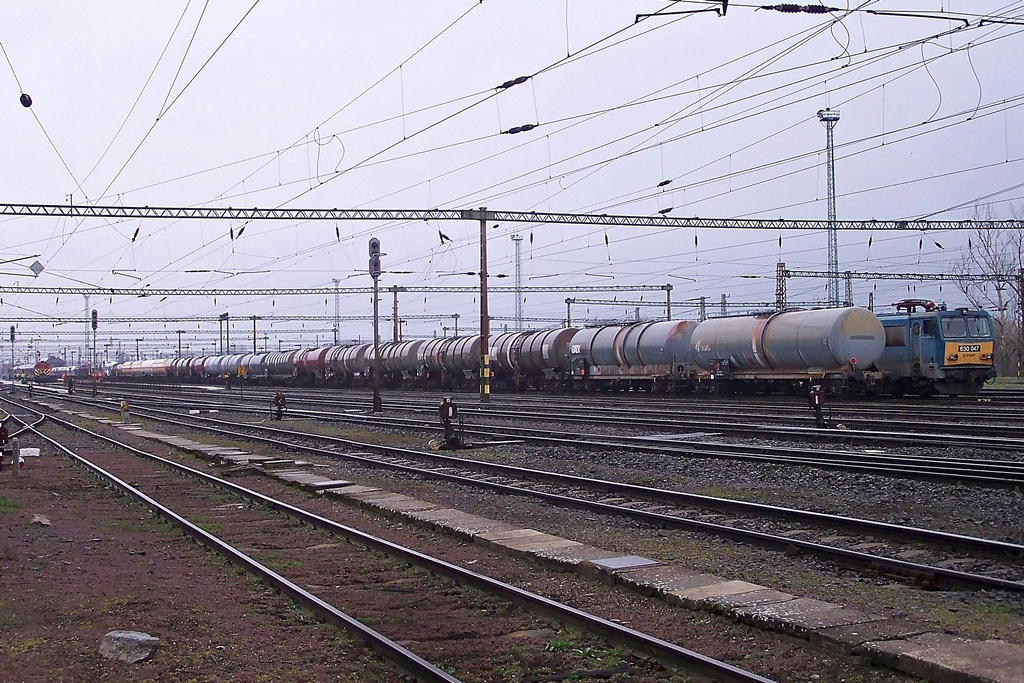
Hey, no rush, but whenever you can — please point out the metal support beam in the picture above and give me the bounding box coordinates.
[817,108,841,307]
[786,269,1016,282]
[775,262,786,311]
[391,286,400,342]
[479,209,490,403]
[1,203,1020,232]
[511,234,524,331]
[0,284,670,297]
[1018,268,1023,379]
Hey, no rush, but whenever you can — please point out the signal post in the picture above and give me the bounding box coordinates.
[369,238,382,413]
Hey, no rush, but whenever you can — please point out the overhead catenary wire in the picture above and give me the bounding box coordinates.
[9,3,1024,333]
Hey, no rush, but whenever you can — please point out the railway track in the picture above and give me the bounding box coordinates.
[6,396,776,683]
[94,381,1024,451]
[85,386,1024,488]
[35,390,1024,595]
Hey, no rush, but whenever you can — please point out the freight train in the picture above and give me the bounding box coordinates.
[109,301,997,396]
[11,362,93,384]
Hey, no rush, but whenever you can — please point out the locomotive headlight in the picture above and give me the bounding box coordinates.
[947,354,958,361]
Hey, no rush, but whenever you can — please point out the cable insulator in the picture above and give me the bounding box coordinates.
[496,75,530,90]
[502,123,538,135]
[19,93,32,108]
[762,3,836,12]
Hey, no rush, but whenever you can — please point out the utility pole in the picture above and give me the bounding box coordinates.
[252,316,259,353]
[391,286,400,342]
[478,208,490,402]
[1018,267,1023,378]
[332,278,340,344]
[817,107,841,308]
[218,312,229,354]
[511,234,523,331]
[90,309,97,397]
[82,293,90,376]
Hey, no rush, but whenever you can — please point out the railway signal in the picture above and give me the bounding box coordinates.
[369,238,382,413]
[91,310,98,396]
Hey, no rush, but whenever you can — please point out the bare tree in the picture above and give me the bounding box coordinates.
[951,205,1024,376]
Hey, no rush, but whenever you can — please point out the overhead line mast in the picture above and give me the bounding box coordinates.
[817,107,841,308]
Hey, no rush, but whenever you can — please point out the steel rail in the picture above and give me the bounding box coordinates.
[15,399,777,683]
[97,380,1024,453]
[104,378,1024,434]
[47,393,1024,593]
[448,404,1024,454]
[3,408,461,683]
[70,382,1024,485]
[139,391,1024,486]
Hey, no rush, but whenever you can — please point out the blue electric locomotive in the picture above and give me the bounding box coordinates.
[874,300,996,396]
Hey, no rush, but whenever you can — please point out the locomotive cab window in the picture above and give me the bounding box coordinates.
[922,318,938,336]
[940,317,966,338]
[884,326,906,347]
[967,316,991,337]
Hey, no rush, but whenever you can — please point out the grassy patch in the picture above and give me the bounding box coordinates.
[0,494,22,513]
[0,606,28,629]
[198,520,224,535]
[4,636,43,654]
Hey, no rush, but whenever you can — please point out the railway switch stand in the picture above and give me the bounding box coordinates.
[438,397,465,450]
[273,392,287,421]
[0,422,8,471]
[808,385,827,429]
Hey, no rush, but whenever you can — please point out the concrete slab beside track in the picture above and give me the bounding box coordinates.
[48,403,1024,683]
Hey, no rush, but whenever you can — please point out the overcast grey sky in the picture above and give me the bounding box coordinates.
[2,1,1022,359]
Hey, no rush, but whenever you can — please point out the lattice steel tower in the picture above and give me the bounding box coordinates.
[817,107,840,307]
[511,234,524,331]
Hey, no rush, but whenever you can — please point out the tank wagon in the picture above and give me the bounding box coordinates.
[874,300,996,395]
[567,320,698,392]
[491,328,579,390]
[690,307,885,393]
[108,305,996,396]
